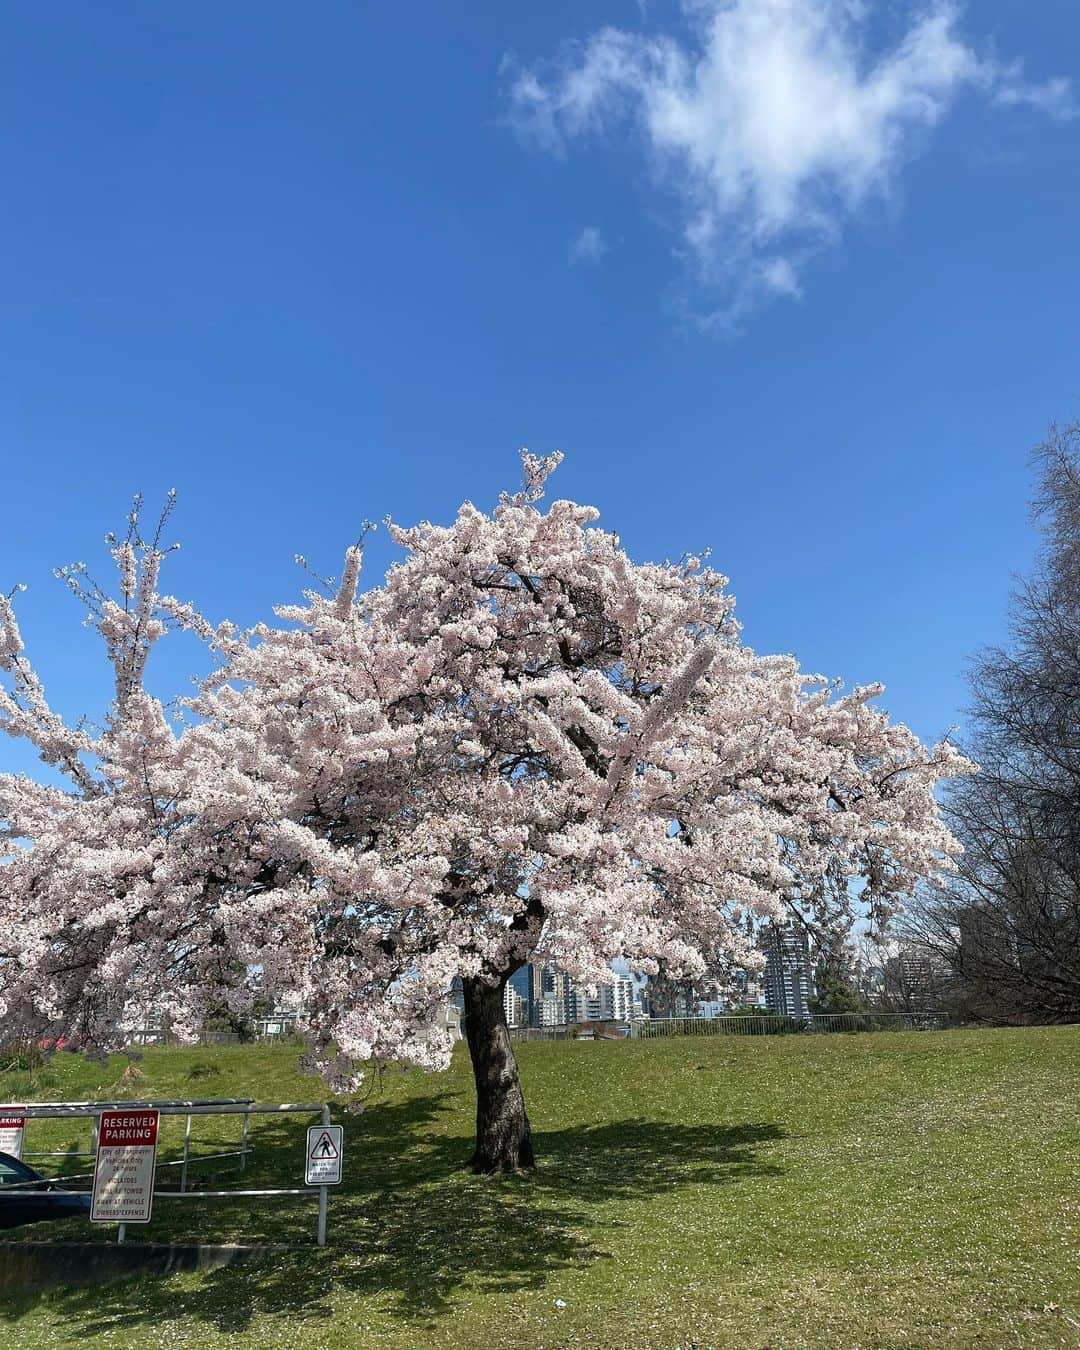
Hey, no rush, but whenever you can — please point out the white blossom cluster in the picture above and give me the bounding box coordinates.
[0,454,972,1090]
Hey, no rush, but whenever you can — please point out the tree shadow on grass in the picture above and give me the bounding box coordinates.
[2,1092,785,1337]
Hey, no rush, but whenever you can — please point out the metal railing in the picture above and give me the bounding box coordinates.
[0,1098,335,1246]
[509,1011,949,1040]
[126,1017,306,1045]
[509,1022,631,1041]
[633,1011,949,1036]
[806,1011,948,1033]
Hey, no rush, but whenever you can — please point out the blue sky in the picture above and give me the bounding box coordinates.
[2,1,1078,780]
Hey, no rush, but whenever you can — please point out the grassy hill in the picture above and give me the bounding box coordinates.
[3,1026,1079,1348]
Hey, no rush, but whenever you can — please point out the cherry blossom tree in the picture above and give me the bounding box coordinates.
[0,456,970,1171]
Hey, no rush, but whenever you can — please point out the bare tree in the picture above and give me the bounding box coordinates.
[854,932,953,1015]
[909,424,1080,1023]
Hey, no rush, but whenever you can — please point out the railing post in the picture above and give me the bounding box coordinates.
[180,1113,192,1193]
[316,1104,330,1248]
[241,1110,249,1172]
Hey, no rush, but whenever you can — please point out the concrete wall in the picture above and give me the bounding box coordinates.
[0,1240,289,1293]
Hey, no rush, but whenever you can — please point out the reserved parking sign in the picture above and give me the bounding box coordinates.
[0,1110,25,1159]
[91,1109,160,1223]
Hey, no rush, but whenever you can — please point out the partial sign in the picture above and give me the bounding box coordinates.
[0,1110,25,1160]
[305,1124,343,1186]
[91,1109,159,1224]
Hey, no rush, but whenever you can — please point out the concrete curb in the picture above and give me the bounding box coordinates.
[0,1240,300,1293]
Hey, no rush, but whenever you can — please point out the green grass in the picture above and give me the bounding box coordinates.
[3,1026,1079,1348]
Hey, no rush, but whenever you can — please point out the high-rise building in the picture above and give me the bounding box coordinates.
[761,924,815,1020]
[642,976,700,1018]
[882,944,949,1013]
[532,965,574,1026]
[503,983,526,1028]
[581,983,615,1021]
[507,965,533,1025]
[610,977,636,1021]
[513,962,643,1026]
[535,989,568,1026]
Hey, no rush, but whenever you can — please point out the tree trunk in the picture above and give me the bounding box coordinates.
[461,975,535,1173]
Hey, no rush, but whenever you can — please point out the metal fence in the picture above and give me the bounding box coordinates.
[509,1011,948,1040]
[806,1011,948,1033]
[13,1095,255,1179]
[635,1011,947,1036]
[127,1021,302,1046]
[2,1097,335,1245]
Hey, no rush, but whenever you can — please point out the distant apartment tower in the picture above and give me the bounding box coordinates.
[506,965,533,1026]
[571,975,639,1024]
[884,945,949,1013]
[512,962,641,1026]
[575,982,604,1021]
[532,965,575,1026]
[761,924,814,1020]
[728,967,766,1010]
[503,982,527,1028]
[610,977,636,1022]
[643,976,700,1019]
[536,987,571,1027]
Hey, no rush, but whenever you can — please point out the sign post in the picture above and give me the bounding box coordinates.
[91,1109,160,1230]
[305,1119,342,1247]
[0,1110,25,1159]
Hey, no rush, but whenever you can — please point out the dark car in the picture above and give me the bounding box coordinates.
[0,1150,92,1229]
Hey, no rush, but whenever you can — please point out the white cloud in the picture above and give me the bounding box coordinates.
[569,225,608,264]
[993,72,1077,122]
[508,0,1074,327]
[759,255,801,299]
